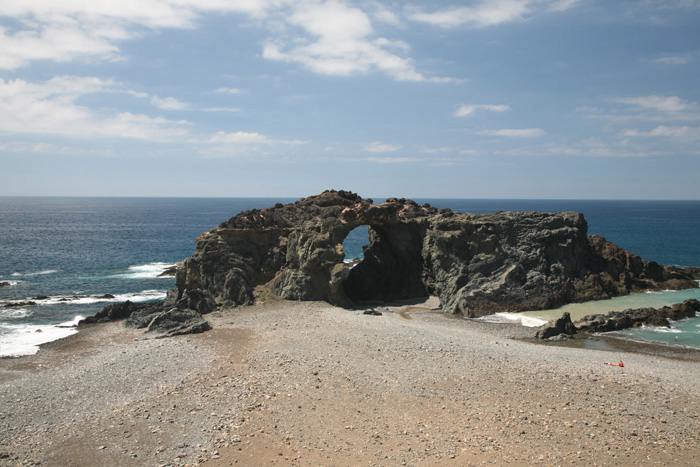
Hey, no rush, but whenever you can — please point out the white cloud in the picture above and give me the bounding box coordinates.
[0,76,191,141]
[0,23,122,69]
[547,0,582,12]
[202,107,241,113]
[477,128,546,137]
[0,0,453,82]
[613,95,698,114]
[455,104,510,117]
[406,0,578,29]
[622,125,700,139]
[654,55,692,65]
[365,141,401,153]
[208,131,270,144]
[151,95,189,110]
[580,95,700,122]
[0,0,291,70]
[262,1,455,82]
[367,1,402,26]
[206,130,309,146]
[367,156,411,164]
[212,87,241,95]
[125,90,149,98]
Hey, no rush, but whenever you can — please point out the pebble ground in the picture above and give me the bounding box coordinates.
[1,298,700,466]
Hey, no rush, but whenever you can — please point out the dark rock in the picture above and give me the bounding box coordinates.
[573,299,700,334]
[158,264,180,277]
[80,301,161,325]
[3,301,37,308]
[0,281,10,288]
[143,308,211,338]
[536,312,578,339]
[82,288,216,338]
[172,190,698,317]
[668,299,700,320]
[363,309,383,316]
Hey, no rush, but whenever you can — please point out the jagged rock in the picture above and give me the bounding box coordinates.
[80,301,162,325]
[536,312,578,339]
[82,289,216,337]
[0,281,10,288]
[573,299,700,333]
[158,264,180,277]
[144,308,211,337]
[173,190,698,317]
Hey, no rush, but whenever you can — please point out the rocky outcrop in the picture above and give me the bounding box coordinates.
[158,264,179,277]
[536,312,577,339]
[172,190,698,317]
[536,299,700,339]
[0,281,10,288]
[79,288,215,337]
[79,300,154,324]
[574,299,700,333]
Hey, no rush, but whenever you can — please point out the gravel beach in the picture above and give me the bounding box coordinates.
[2,297,700,466]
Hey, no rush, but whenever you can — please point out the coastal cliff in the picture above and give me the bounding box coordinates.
[175,190,697,317]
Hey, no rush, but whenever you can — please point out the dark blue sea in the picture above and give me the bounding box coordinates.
[1,197,699,356]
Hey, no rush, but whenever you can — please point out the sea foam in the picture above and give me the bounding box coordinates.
[476,312,548,327]
[0,317,82,357]
[100,262,177,280]
[11,270,58,277]
[0,308,33,319]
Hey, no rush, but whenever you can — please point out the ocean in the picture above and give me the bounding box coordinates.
[1,197,699,357]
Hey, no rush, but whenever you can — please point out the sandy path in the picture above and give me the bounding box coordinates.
[2,299,700,466]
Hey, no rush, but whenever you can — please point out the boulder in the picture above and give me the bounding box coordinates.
[536,312,578,339]
[82,289,215,338]
[80,301,128,324]
[144,308,211,338]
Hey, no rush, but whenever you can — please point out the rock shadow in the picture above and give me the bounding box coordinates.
[341,224,428,305]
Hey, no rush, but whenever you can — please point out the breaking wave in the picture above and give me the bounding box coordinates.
[11,270,57,277]
[0,316,83,358]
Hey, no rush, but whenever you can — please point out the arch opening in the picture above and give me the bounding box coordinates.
[342,225,369,264]
[341,224,428,305]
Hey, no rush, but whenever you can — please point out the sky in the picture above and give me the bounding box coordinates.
[1,0,699,200]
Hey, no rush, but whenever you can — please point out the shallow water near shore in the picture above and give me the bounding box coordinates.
[484,286,700,349]
[2,197,699,356]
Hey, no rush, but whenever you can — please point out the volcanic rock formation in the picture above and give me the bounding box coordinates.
[84,190,699,335]
[174,190,698,317]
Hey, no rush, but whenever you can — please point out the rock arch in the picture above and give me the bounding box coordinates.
[174,190,699,316]
[342,223,428,304]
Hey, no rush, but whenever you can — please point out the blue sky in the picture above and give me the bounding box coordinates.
[1,0,699,199]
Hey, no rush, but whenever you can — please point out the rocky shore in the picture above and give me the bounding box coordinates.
[2,298,700,466]
[80,190,699,342]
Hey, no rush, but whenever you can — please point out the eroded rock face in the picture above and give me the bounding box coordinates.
[174,190,699,317]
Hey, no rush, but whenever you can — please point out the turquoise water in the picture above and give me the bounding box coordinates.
[1,197,699,355]
[489,287,700,349]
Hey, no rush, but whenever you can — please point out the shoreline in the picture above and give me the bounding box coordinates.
[2,300,700,465]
